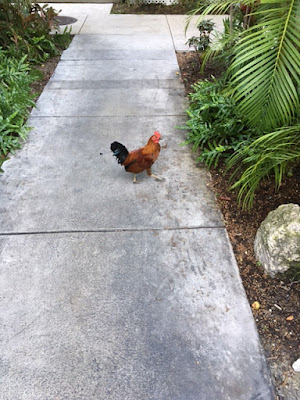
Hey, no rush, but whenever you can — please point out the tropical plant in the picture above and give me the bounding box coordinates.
[188,0,300,131]
[0,52,35,168]
[200,16,244,74]
[0,1,72,172]
[186,19,215,54]
[0,0,71,63]
[230,1,300,132]
[228,125,300,209]
[185,0,300,208]
[13,0,32,7]
[182,78,253,168]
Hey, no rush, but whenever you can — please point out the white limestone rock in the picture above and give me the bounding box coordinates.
[292,358,300,373]
[254,204,300,277]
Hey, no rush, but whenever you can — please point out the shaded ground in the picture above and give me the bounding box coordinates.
[177,51,300,400]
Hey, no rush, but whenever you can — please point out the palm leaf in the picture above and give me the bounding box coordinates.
[185,0,255,33]
[228,125,300,209]
[229,0,300,131]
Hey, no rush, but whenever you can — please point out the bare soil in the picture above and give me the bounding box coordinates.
[177,51,225,93]
[31,55,61,102]
[177,50,300,400]
[112,2,196,15]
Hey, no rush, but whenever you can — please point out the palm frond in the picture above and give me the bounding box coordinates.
[185,0,256,33]
[228,124,300,209]
[229,0,300,131]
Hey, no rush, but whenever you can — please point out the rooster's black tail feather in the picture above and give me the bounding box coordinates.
[110,142,129,165]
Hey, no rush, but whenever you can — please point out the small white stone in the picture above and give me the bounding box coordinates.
[292,358,300,372]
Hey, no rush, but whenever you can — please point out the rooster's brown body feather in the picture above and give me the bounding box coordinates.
[111,132,162,182]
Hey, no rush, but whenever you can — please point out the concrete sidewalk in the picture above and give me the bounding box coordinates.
[49,2,225,49]
[0,8,275,400]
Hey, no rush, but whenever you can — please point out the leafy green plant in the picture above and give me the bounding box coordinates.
[200,16,244,74]
[11,0,33,11]
[228,125,300,209]
[52,26,72,49]
[0,1,72,172]
[187,0,300,132]
[0,0,71,63]
[0,112,31,169]
[182,78,253,168]
[186,19,215,55]
[229,0,300,132]
[185,0,300,208]
[0,52,35,166]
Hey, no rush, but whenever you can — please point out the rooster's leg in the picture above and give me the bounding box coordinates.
[133,173,137,184]
[147,168,164,181]
[150,174,164,181]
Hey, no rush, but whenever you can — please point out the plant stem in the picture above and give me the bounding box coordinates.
[229,5,233,33]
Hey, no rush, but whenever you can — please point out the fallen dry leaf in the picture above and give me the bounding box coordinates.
[219,196,231,201]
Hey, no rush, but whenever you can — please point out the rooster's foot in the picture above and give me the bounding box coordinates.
[150,174,164,182]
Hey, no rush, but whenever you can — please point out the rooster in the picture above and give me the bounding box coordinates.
[110,131,163,183]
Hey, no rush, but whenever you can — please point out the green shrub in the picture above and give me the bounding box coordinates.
[0,1,72,171]
[182,78,253,168]
[186,0,300,209]
[0,52,35,169]
[186,19,215,54]
[228,124,300,209]
[0,1,71,63]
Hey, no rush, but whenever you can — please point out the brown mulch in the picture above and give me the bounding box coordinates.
[29,36,74,105]
[30,35,74,102]
[30,55,61,103]
[112,2,196,15]
[177,50,300,399]
[176,51,224,93]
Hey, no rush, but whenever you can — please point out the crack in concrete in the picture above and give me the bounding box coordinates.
[0,225,225,237]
